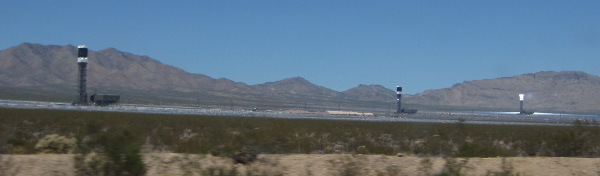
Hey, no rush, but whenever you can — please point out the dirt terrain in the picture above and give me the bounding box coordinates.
[2,153,600,176]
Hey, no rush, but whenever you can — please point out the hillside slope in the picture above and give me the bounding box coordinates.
[2,43,599,113]
[0,43,392,107]
[408,71,600,113]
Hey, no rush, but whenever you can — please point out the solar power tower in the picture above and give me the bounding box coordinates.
[76,45,88,105]
[396,86,402,114]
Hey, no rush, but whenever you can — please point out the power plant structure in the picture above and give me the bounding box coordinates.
[396,86,417,114]
[75,45,88,105]
[90,94,120,106]
[519,94,524,114]
[72,45,120,106]
[519,93,534,115]
[396,86,402,113]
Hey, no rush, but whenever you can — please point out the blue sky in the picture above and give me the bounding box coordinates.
[2,1,599,94]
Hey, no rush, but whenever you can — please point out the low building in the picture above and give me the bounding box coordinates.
[90,94,120,106]
[325,110,374,116]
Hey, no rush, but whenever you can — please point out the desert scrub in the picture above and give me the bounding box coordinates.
[485,158,519,176]
[35,134,77,154]
[2,107,600,157]
[74,128,146,176]
[329,156,365,176]
[439,158,469,176]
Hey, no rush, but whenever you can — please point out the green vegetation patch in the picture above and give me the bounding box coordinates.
[1,107,600,157]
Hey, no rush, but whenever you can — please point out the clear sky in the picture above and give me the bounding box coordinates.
[2,1,599,94]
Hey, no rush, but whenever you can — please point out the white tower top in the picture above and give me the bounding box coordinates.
[77,45,88,63]
[519,94,524,101]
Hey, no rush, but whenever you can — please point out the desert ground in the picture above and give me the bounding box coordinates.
[2,153,600,176]
[3,107,600,175]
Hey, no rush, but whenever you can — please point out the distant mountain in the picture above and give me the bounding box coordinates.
[0,43,391,107]
[407,71,600,114]
[254,77,340,98]
[0,43,252,93]
[342,84,395,102]
[2,43,600,114]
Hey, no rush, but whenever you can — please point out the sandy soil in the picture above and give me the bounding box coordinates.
[1,153,600,176]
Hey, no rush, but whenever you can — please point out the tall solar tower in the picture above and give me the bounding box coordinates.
[396,86,402,114]
[77,45,88,105]
[394,86,417,114]
[519,94,524,114]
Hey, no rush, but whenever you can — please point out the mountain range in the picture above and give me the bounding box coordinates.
[1,43,599,114]
[411,71,600,113]
[0,43,395,109]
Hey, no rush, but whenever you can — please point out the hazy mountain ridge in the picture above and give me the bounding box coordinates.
[409,71,600,113]
[2,43,600,114]
[0,43,388,106]
[342,84,396,102]
[254,77,341,98]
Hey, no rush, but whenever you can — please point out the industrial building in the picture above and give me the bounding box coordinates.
[73,45,88,105]
[90,94,120,106]
[326,111,374,116]
[519,93,534,115]
[396,86,417,114]
[72,45,120,106]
